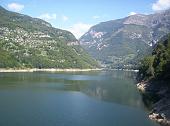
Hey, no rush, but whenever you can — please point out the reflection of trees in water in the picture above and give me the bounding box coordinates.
[0,71,147,109]
[141,93,160,111]
[84,86,108,100]
[0,72,89,91]
[62,79,88,91]
[81,79,144,108]
[72,71,145,108]
[107,70,137,80]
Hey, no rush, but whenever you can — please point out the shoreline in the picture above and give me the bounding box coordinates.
[106,68,139,72]
[0,68,139,73]
[137,81,170,126]
[0,68,103,73]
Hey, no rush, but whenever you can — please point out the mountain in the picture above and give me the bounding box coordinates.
[80,9,170,68]
[0,6,98,68]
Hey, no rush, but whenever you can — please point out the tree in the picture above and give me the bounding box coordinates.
[138,56,155,80]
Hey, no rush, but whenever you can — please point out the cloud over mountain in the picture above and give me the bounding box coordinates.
[7,3,24,12]
[152,0,170,11]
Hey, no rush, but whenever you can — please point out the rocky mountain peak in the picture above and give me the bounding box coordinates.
[124,14,148,26]
[79,9,170,68]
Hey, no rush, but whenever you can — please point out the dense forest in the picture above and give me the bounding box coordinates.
[138,34,170,82]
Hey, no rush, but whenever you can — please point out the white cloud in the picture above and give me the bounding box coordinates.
[93,16,100,19]
[38,13,57,21]
[7,3,24,12]
[62,15,69,21]
[128,12,137,16]
[152,0,170,11]
[67,23,92,39]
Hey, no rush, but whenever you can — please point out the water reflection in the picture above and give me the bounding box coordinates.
[0,71,145,109]
[81,72,144,108]
[0,71,160,126]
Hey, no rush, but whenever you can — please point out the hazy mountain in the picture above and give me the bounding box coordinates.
[80,9,170,68]
[0,6,98,68]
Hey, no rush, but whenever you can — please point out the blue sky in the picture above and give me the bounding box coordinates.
[1,0,170,38]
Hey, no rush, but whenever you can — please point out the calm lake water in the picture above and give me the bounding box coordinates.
[0,70,159,126]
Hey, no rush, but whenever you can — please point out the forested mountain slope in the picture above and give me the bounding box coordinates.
[80,9,170,68]
[0,6,98,68]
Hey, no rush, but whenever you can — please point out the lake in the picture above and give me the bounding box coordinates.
[0,70,159,126]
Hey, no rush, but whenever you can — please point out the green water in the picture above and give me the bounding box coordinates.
[0,70,159,126]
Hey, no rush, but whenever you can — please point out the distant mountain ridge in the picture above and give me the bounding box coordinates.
[80,9,170,68]
[0,6,98,68]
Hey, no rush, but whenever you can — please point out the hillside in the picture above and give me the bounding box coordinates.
[137,34,170,126]
[80,10,170,68]
[138,34,170,81]
[0,6,98,69]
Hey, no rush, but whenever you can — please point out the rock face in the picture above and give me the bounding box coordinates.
[137,82,148,92]
[79,9,170,68]
[137,81,170,126]
[149,96,170,126]
[0,6,98,68]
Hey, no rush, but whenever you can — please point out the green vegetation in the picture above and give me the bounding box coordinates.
[80,10,170,69]
[0,6,98,69]
[138,34,170,81]
[0,46,20,68]
[80,23,151,69]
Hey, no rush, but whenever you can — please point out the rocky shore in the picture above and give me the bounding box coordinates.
[0,68,102,73]
[137,81,170,126]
